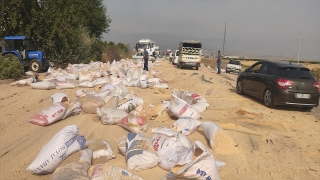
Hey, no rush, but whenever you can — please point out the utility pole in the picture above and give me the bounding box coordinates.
[297,33,303,63]
[223,22,226,56]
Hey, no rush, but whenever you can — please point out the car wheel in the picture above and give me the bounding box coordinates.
[264,89,275,108]
[236,79,244,94]
[29,59,42,73]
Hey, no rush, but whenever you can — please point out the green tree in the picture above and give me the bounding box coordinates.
[0,0,39,37]
[0,0,111,65]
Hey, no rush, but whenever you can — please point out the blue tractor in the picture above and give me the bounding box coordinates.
[2,36,50,72]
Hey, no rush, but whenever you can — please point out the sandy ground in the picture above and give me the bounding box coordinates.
[0,59,320,180]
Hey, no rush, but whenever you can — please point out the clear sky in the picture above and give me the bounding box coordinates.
[103,0,320,60]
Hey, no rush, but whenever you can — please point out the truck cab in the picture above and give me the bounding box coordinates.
[135,39,159,57]
[2,36,50,72]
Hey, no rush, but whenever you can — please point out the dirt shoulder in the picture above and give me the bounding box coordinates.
[0,59,319,179]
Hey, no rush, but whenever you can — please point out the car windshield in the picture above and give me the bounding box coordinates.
[229,60,241,65]
[279,67,315,79]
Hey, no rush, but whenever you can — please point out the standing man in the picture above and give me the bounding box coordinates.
[217,50,221,74]
[143,47,149,71]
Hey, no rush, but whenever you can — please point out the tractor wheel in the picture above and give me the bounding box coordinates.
[4,53,18,60]
[29,59,42,73]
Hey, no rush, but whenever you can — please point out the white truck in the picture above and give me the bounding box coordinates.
[177,40,202,70]
[135,39,159,56]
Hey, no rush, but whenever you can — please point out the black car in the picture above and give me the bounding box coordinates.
[236,60,320,109]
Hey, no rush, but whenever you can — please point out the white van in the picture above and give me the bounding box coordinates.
[171,50,179,65]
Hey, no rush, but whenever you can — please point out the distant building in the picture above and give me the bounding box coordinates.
[223,55,239,59]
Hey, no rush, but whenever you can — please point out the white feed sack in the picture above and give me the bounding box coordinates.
[62,101,82,120]
[201,121,221,149]
[153,82,169,89]
[151,128,194,171]
[192,102,210,113]
[112,85,129,98]
[30,81,56,90]
[100,83,115,92]
[169,94,201,120]
[55,82,76,89]
[89,164,144,180]
[202,122,239,155]
[171,117,202,136]
[131,68,141,80]
[171,141,221,180]
[29,102,67,126]
[76,89,96,98]
[56,75,75,82]
[96,107,128,125]
[173,89,208,104]
[139,80,153,89]
[91,70,103,79]
[86,140,116,161]
[65,79,80,86]
[118,115,148,134]
[27,125,87,174]
[117,68,126,79]
[51,92,69,104]
[78,81,95,88]
[51,149,92,180]
[117,95,144,113]
[78,94,105,114]
[127,79,140,87]
[79,71,94,82]
[121,132,159,171]
[93,77,109,85]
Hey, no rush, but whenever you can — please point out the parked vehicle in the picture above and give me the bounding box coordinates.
[236,60,320,110]
[135,39,159,56]
[177,40,202,70]
[169,52,174,62]
[226,59,242,73]
[2,36,50,72]
[132,52,155,62]
[166,49,172,56]
[171,50,179,65]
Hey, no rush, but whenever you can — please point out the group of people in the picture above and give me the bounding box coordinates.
[142,46,222,74]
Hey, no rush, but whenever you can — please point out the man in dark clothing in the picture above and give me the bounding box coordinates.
[152,51,156,62]
[143,47,149,71]
[217,50,221,74]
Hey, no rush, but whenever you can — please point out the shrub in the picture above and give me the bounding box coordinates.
[0,56,24,80]
[201,58,216,68]
[311,68,320,82]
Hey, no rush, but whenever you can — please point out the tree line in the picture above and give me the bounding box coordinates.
[0,0,131,66]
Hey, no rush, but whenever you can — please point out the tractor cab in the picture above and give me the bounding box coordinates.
[2,36,50,72]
